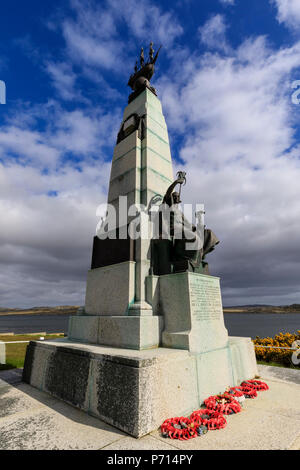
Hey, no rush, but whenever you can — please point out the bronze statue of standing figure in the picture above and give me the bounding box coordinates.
[151,172,219,275]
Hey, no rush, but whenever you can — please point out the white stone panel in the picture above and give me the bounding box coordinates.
[0,341,5,364]
[160,272,229,354]
[110,148,140,181]
[123,89,164,121]
[108,168,140,203]
[141,167,172,198]
[112,132,139,161]
[229,336,258,382]
[146,115,170,144]
[108,190,141,220]
[85,261,135,315]
[68,316,99,344]
[142,133,171,161]
[68,315,163,350]
[141,147,173,180]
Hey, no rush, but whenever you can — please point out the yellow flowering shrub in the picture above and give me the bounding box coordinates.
[253,330,300,367]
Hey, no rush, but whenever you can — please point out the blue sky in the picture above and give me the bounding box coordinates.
[1,0,300,307]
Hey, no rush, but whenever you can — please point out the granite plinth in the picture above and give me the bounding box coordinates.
[68,315,163,350]
[91,235,135,270]
[85,261,135,316]
[22,337,258,438]
[0,342,5,364]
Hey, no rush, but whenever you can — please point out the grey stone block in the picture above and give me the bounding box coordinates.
[229,336,258,383]
[160,272,229,353]
[0,342,5,365]
[68,315,99,343]
[45,347,91,409]
[68,315,163,350]
[85,261,135,316]
[23,338,258,438]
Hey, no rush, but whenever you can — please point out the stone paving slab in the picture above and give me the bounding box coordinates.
[0,368,23,387]
[0,366,299,450]
[0,385,35,419]
[0,371,126,450]
[289,435,300,450]
[240,379,300,421]
[0,408,125,450]
[103,435,178,450]
[257,364,300,385]
[151,398,300,450]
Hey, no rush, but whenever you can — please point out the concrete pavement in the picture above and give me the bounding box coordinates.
[0,365,299,450]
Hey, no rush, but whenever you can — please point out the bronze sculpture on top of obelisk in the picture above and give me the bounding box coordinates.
[127,42,162,103]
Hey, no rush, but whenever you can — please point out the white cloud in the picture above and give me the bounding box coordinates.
[58,0,124,71]
[0,139,111,308]
[198,14,229,51]
[63,21,123,70]
[271,0,300,30]
[159,36,300,305]
[109,0,183,47]
[1,101,121,166]
[50,109,107,155]
[0,126,59,167]
[46,62,85,102]
[0,99,118,307]
[61,0,182,72]
[2,0,300,308]
[0,0,184,308]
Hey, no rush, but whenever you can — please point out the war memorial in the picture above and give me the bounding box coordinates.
[23,44,258,438]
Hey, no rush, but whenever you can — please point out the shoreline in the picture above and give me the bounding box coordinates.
[0,307,79,317]
[0,310,300,316]
[223,310,300,314]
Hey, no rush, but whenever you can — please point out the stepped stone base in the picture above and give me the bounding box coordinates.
[23,337,258,438]
[68,315,163,350]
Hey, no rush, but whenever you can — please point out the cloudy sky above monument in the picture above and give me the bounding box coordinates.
[0,0,300,307]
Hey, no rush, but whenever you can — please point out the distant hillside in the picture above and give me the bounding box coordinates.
[0,303,299,316]
[223,304,300,313]
[0,306,80,316]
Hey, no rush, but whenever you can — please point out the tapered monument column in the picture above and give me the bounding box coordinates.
[113,89,173,316]
[68,87,174,348]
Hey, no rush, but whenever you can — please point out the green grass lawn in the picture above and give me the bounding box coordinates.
[0,334,65,371]
[1,334,298,372]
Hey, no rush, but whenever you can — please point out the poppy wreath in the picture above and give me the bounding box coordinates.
[161,417,198,440]
[239,383,258,398]
[160,380,269,439]
[242,380,269,391]
[225,386,245,398]
[204,394,242,415]
[190,408,227,430]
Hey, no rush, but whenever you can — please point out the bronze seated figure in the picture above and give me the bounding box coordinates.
[151,172,219,275]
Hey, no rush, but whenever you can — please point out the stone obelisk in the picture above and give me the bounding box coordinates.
[68,48,174,349]
[23,44,258,439]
